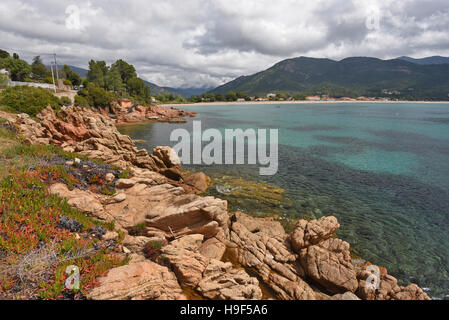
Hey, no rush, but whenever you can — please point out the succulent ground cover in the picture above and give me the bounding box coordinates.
[0,124,129,299]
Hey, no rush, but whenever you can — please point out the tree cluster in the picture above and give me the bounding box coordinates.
[86,59,151,104]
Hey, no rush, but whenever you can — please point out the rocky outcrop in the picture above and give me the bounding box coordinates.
[161,244,210,288]
[355,264,430,300]
[197,259,262,300]
[5,106,430,301]
[87,255,186,300]
[103,99,196,124]
[298,238,358,294]
[290,216,340,251]
[228,212,316,300]
[145,194,229,240]
[9,106,208,194]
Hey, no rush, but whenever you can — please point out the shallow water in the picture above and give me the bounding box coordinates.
[118,102,449,299]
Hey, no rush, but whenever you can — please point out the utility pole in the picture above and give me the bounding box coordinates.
[50,62,57,93]
[53,53,59,89]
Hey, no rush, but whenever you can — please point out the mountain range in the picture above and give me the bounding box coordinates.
[210,56,449,99]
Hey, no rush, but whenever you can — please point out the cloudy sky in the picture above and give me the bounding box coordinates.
[1,0,448,88]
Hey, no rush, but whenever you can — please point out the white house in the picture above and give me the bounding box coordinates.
[266,93,276,98]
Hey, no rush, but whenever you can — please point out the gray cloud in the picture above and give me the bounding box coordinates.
[0,0,448,88]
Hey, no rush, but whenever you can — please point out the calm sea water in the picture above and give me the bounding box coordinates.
[118,102,449,299]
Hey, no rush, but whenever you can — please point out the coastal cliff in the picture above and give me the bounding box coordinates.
[0,105,430,300]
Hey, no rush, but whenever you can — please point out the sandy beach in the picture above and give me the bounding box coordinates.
[165,100,449,107]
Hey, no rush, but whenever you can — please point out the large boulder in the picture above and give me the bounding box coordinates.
[87,256,186,300]
[161,245,210,288]
[197,259,262,300]
[146,194,228,240]
[298,238,359,294]
[290,216,340,252]
[184,172,211,194]
[229,212,316,300]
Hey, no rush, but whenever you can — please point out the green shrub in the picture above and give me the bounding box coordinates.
[74,95,89,108]
[0,86,62,116]
[59,96,72,106]
[77,84,117,108]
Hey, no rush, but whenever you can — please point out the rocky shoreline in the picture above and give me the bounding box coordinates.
[0,104,430,300]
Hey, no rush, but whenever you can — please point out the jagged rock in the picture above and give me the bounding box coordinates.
[170,234,204,251]
[391,284,431,300]
[146,194,228,240]
[290,216,340,252]
[229,212,316,300]
[199,236,227,260]
[151,146,181,169]
[161,245,209,288]
[105,183,184,230]
[184,172,211,194]
[197,259,262,300]
[356,266,430,300]
[87,259,186,300]
[299,238,358,294]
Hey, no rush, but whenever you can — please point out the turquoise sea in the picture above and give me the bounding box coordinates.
[118,102,449,299]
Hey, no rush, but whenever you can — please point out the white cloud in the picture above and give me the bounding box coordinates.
[0,0,448,88]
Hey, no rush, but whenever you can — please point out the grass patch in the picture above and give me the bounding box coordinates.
[118,167,132,179]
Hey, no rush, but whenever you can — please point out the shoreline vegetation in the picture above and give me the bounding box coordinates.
[0,95,432,300]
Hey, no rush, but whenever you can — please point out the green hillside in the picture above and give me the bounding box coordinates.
[210,56,449,99]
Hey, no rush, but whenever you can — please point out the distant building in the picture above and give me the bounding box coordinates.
[236,98,245,102]
[306,96,321,101]
[266,93,276,98]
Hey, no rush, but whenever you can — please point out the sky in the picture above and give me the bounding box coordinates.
[1,0,449,89]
